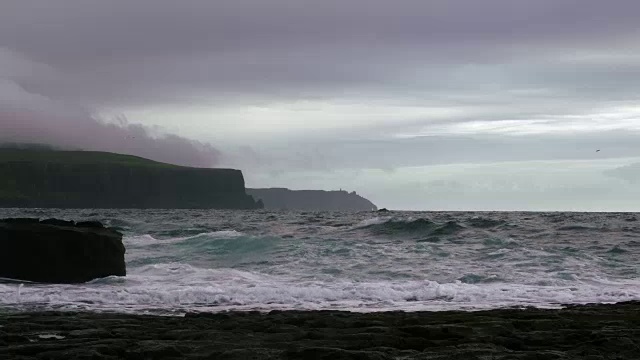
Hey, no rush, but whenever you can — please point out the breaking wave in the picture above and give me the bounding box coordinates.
[356,217,465,237]
[3,264,640,314]
[0,208,639,314]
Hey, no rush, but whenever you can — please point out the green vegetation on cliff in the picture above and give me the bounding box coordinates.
[0,149,261,209]
[0,149,178,168]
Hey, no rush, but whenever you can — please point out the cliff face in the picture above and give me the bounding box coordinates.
[0,149,261,209]
[247,188,377,211]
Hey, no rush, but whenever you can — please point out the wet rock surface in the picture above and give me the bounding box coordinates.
[2,301,640,359]
[0,218,125,283]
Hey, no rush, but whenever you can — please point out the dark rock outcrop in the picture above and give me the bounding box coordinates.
[0,218,126,283]
[3,301,640,359]
[0,149,262,209]
[247,188,377,211]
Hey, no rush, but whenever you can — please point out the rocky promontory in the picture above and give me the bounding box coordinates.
[0,218,125,283]
[2,301,640,359]
[247,188,377,211]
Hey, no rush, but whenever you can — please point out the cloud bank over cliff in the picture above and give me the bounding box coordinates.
[0,48,219,167]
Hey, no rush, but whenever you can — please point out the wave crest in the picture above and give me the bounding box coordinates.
[4,268,640,313]
[357,217,465,237]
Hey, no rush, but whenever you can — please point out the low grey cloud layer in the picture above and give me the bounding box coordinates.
[1,1,639,209]
[0,108,221,168]
[606,163,640,184]
[0,48,220,167]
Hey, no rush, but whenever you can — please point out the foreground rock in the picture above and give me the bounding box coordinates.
[2,302,640,359]
[0,218,125,283]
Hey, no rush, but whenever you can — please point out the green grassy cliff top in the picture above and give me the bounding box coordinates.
[0,148,183,169]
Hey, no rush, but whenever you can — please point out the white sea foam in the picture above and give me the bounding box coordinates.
[126,230,243,244]
[37,334,65,340]
[2,265,640,314]
[354,217,390,228]
[1,209,638,315]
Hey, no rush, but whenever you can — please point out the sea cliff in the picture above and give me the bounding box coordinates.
[0,149,261,209]
[247,188,377,211]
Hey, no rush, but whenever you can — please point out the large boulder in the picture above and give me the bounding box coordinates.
[0,218,126,283]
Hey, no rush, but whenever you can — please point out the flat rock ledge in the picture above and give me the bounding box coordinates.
[2,301,640,359]
[0,218,125,283]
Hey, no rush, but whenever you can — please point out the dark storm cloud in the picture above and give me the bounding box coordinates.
[2,0,640,107]
[4,1,639,61]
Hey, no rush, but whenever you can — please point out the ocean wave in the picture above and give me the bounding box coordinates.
[556,225,599,231]
[467,217,506,228]
[3,267,640,314]
[124,232,283,269]
[356,217,465,237]
[353,216,391,228]
[125,230,244,244]
[1,208,638,315]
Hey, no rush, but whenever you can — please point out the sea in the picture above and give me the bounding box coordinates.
[1,209,639,315]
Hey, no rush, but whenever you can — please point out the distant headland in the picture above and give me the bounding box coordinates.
[247,188,377,211]
[0,148,261,209]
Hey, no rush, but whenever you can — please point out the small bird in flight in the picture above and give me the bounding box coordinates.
[596,149,600,152]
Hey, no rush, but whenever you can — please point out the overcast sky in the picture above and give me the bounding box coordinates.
[1,0,639,210]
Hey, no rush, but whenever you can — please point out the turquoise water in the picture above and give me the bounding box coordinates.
[1,209,639,314]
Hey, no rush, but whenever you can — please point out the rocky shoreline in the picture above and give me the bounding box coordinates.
[2,302,640,359]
